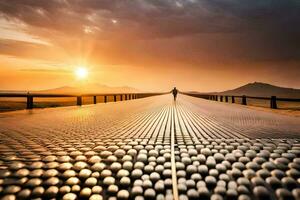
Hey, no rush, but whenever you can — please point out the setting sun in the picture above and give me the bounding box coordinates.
[75,67,88,79]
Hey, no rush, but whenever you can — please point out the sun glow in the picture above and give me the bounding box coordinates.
[75,67,88,79]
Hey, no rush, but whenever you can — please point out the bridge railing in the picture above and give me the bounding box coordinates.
[0,92,168,110]
[181,92,300,109]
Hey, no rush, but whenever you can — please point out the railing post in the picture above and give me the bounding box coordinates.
[27,94,33,109]
[242,95,247,105]
[270,96,277,109]
[125,94,128,100]
[104,95,107,103]
[225,96,228,102]
[129,94,131,100]
[77,96,82,106]
[220,96,223,102]
[120,95,123,101]
[114,95,117,102]
[232,96,235,103]
[93,96,97,104]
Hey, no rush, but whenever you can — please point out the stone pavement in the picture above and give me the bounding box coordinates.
[0,95,299,200]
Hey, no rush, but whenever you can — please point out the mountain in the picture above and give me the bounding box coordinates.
[0,90,28,93]
[38,83,140,94]
[219,82,300,98]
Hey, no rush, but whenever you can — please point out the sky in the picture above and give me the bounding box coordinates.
[0,0,299,92]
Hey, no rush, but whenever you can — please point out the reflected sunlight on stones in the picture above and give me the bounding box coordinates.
[0,96,299,199]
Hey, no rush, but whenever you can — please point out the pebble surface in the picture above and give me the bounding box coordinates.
[0,95,299,199]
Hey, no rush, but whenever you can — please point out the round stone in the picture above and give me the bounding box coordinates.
[103,177,115,185]
[238,194,251,200]
[201,148,211,156]
[154,180,165,192]
[85,177,97,186]
[114,149,126,158]
[91,162,106,171]
[90,194,103,200]
[205,176,217,188]
[251,177,265,186]
[59,186,71,195]
[178,183,187,193]
[79,169,92,179]
[253,186,270,200]
[214,186,226,195]
[292,188,300,199]
[32,186,45,197]
[117,190,130,199]
[66,177,80,185]
[143,179,153,188]
[198,165,208,176]
[110,162,122,172]
[144,188,156,198]
[276,188,293,200]
[62,193,77,200]
[206,156,216,168]
[256,169,270,179]
[88,156,101,164]
[80,188,92,198]
[123,161,133,171]
[281,177,298,190]
[226,189,238,199]
[92,186,102,194]
[214,153,225,163]
[44,186,59,198]
[271,169,285,179]
[187,189,199,199]
[132,169,143,179]
[211,194,223,200]
[150,172,160,182]
[265,177,281,190]
[107,185,118,194]
[198,187,210,199]
[237,185,249,195]
[17,189,31,199]
[120,177,131,186]
[132,186,143,196]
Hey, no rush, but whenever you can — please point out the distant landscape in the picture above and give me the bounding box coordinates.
[219,82,300,98]
[0,84,140,112]
[0,82,300,113]
[188,82,300,112]
[0,83,140,94]
[187,82,300,111]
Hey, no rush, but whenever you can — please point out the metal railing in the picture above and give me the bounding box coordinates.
[0,92,168,110]
[181,92,300,109]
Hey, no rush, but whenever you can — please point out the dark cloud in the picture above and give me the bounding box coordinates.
[0,0,299,63]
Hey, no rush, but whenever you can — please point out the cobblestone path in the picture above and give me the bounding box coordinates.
[0,95,299,200]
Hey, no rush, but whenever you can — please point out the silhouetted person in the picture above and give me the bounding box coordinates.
[172,87,178,101]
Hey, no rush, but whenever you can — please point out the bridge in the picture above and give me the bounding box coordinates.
[0,94,299,200]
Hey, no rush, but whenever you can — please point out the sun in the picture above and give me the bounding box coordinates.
[75,67,88,79]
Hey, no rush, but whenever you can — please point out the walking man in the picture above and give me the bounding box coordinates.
[172,87,178,101]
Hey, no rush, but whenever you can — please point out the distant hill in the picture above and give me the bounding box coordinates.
[38,84,140,94]
[0,84,140,94]
[0,90,28,93]
[219,82,300,98]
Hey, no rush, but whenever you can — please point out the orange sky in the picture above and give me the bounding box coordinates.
[0,1,299,92]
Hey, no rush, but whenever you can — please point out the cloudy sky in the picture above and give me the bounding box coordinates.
[0,0,299,92]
